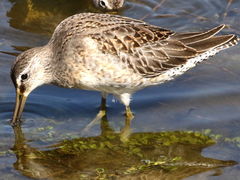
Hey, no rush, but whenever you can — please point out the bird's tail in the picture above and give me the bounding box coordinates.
[172,24,239,53]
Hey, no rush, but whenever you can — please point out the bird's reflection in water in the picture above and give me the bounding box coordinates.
[81,100,133,142]
[12,115,236,179]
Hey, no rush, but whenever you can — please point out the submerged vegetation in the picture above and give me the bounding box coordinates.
[10,123,236,179]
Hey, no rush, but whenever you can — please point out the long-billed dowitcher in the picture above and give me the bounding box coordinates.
[93,0,124,10]
[11,13,239,126]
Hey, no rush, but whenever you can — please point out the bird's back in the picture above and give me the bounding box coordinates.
[48,13,239,91]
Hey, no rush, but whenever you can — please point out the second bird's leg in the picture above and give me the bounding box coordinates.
[81,92,108,134]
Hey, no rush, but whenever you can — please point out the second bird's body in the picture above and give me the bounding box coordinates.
[93,0,124,10]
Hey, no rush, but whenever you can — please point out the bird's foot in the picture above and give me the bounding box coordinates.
[125,106,134,120]
[10,119,22,127]
[120,106,134,142]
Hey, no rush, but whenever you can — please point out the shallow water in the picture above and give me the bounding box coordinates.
[0,0,240,179]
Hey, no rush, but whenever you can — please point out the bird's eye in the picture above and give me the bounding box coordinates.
[99,0,106,8]
[21,74,28,81]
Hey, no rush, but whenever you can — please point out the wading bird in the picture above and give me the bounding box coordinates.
[11,13,239,126]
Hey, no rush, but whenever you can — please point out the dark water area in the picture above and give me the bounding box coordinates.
[0,0,240,179]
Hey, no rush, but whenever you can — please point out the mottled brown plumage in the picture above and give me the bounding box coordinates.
[11,13,239,125]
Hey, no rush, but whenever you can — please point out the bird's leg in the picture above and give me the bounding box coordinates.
[81,93,107,134]
[125,106,134,120]
[95,94,107,120]
[120,105,134,142]
[99,92,107,117]
[115,93,135,140]
[116,93,133,119]
[100,112,114,136]
[100,93,107,111]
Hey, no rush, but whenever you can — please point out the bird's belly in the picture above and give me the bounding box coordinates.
[74,68,145,94]
[67,52,146,94]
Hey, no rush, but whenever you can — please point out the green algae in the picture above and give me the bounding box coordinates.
[11,124,236,180]
[202,129,240,148]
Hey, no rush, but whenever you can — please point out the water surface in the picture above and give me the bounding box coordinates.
[0,0,240,179]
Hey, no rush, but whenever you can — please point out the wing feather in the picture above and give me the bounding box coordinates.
[85,15,238,78]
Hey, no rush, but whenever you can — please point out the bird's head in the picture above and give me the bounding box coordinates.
[93,0,124,11]
[10,46,52,125]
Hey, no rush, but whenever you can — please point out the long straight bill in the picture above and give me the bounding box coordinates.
[11,89,28,126]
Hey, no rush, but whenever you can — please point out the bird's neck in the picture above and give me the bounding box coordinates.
[34,45,55,85]
[44,44,74,88]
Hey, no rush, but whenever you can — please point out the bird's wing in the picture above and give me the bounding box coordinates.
[92,23,238,78]
[55,13,238,78]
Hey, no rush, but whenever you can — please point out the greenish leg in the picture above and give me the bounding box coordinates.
[126,106,134,120]
[120,106,134,142]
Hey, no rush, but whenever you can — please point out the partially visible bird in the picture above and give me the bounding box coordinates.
[10,13,239,126]
[93,0,124,10]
